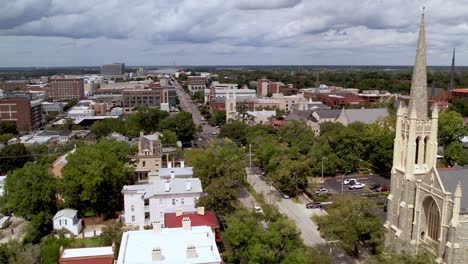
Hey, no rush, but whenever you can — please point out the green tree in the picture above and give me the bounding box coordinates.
[313,195,384,257]
[160,112,196,143]
[161,129,178,147]
[218,120,249,146]
[0,133,13,144]
[186,140,246,187]
[192,91,205,102]
[438,110,467,146]
[443,142,468,166]
[61,139,136,215]
[196,178,238,220]
[223,209,309,263]
[91,118,126,139]
[2,163,57,219]
[210,111,226,126]
[0,143,32,173]
[0,121,18,135]
[448,98,468,117]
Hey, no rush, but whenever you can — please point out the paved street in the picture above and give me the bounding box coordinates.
[172,78,218,146]
[246,168,326,246]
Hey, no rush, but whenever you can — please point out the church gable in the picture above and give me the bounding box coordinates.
[418,168,447,194]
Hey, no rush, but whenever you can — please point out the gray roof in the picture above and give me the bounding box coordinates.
[145,178,202,198]
[285,110,313,121]
[427,87,445,98]
[344,108,389,124]
[159,167,194,178]
[314,109,342,119]
[38,130,73,137]
[53,208,78,220]
[438,166,468,214]
[122,178,203,198]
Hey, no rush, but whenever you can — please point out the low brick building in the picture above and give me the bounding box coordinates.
[59,246,114,264]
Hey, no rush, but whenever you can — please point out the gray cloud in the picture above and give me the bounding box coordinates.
[0,0,468,66]
[235,0,302,10]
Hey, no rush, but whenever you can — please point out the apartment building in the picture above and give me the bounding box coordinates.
[121,178,203,228]
[134,132,163,182]
[49,77,84,100]
[122,87,177,112]
[0,97,44,131]
[101,63,125,77]
[187,76,208,94]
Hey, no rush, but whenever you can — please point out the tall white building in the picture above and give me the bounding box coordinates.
[122,178,203,228]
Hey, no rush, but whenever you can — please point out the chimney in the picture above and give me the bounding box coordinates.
[152,247,163,261]
[186,245,198,259]
[180,161,185,168]
[182,217,191,230]
[197,207,205,215]
[153,221,162,233]
[171,171,175,179]
[186,181,191,191]
[164,181,170,192]
[167,162,172,169]
[176,208,183,217]
[112,243,115,254]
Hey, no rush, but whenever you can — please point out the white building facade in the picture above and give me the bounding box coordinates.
[122,178,203,228]
[53,208,82,236]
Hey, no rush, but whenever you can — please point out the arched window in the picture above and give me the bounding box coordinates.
[423,198,440,241]
[415,137,420,164]
[423,137,429,164]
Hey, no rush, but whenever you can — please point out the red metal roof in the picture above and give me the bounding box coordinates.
[452,88,468,94]
[164,211,219,229]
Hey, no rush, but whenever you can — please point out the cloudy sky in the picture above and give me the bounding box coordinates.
[0,0,467,67]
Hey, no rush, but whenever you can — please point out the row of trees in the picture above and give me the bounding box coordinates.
[217,109,467,196]
[218,119,394,196]
[207,68,468,94]
[185,140,330,263]
[90,108,197,143]
[0,139,136,244]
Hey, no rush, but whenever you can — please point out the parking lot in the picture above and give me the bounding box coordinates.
[321,173,390,220]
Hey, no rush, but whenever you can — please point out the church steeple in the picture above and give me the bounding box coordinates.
[449,48,456,91]
[408,12,428,119]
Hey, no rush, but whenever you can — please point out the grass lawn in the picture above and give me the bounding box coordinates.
[68,237,104,248]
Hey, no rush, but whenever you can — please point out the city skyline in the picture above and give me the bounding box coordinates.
[1,0,468,67]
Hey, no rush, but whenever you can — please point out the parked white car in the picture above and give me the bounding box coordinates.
[315,187,329,196]
[254,204,264,214]
[349,182,366,189]
[343,178,357,185]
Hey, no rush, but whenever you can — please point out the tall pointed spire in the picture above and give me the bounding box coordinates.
[408,12,428,119]
[449,48,456,91]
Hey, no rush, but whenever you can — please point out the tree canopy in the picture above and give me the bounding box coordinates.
[0,143,33,174]
[313,195,383,257]
[61,139,137,215]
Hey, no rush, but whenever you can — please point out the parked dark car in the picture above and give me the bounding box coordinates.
[306,202,323,209]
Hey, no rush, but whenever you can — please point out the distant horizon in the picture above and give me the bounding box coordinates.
[0,64,466,69]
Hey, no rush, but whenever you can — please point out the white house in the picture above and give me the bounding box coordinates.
[122,178,203,228]
[53,208,82,236]
[117,222,222,264]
